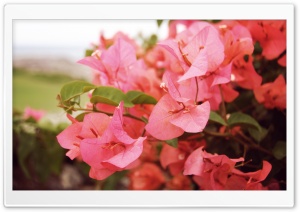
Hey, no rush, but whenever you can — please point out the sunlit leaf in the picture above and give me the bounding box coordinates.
[126,90,157,105]
[227,112,261,131]
[209,111,227,126]
[90,86,134,108]
[60,81,95,105]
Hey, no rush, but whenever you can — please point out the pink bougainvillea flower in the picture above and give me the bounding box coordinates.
[160,140,205,176]
[78,38,137,91]
[160,24,224,82]
[145,93,210,140]
[241,20,286,60]
[254,74,286,110]
[183,146,272,190]
[231,55,262,90]
[79,102,146,180]
[232,160,272,190]
[216,21,254,65]
[145,69,211,140]
[166,174,193,190]
[56,114,83,160]
[23,107,46,121]
[128,162,165,190]
[183,146,245,190]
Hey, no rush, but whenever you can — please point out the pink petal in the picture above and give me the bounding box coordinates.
[66,147,80,160]
[56,122,83,149]
[221,84,239,103]
[160,144,182,169]
[261,25,286,60]
[89,167,115,180]
[145,94,184,140]
[102,136,146,169]
[278,54,286,67]
[66,114,78,124]
[80,138,115,169]
[77,56,105,71]
[102,38,136,72]
[232,160,272,182]
[183,146,205,176]
[183,26,224,72]
[79,113,111,139]
[211,63,232,87]
[163,71,189,102]
[170,101,210,133]
[178,50,208,82]
[109,102,136,145]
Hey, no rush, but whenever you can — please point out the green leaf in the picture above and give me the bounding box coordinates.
[227,112,261,131]
[165,138,178,148]
[248,127,268,143]
[90,86,134,108]
[75,112,90,122]
[157,20,163,27]
[126,90,157,105]
[85,49,94,57]
[272,141,286,160]
[209,111,227,126]
[60,81,95,107]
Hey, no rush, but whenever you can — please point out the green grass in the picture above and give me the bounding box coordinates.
[13,68,89,112]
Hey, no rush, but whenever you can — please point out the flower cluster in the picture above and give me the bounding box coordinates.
[56,20,286,190]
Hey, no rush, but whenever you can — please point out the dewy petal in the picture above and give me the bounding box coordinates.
[57,122,83,149]
[145,94,184,140]
[79,113,111,139]
[170,101,210,133]
[102,136,146,169]
[183,146,205,176]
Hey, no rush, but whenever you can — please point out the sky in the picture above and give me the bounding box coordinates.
[13,20,168,60]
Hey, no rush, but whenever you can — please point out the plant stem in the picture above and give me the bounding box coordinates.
[72,107,148,124]
[95,180,103,190]
[203,129,231,137]
[218,84,227,122]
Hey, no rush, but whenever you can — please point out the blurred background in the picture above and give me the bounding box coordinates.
[12,20,167,190]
